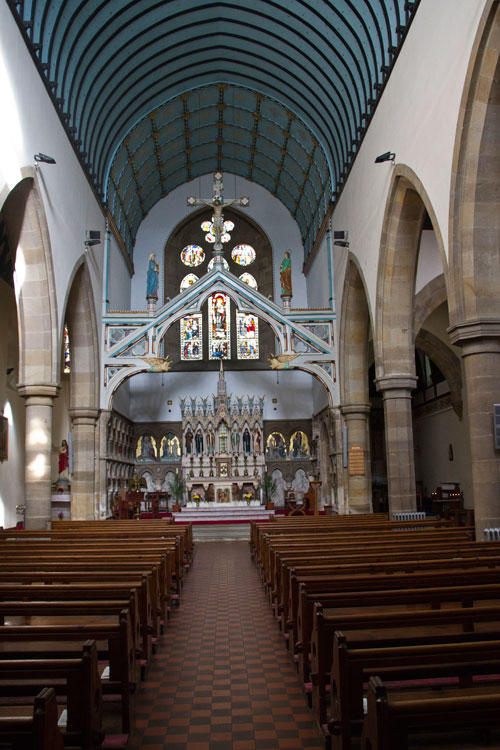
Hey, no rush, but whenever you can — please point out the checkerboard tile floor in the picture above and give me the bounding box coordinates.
[127,540,324,749]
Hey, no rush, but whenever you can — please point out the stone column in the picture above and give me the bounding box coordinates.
[341,403,372,513]
[448,323,500,536]
[69,407,99,520]
[328,407,345,513]
[18,384,59,529]
[375,375,417,514]
[96,409,111,519]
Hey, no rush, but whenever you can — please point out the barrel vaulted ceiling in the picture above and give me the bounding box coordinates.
[8,0,420,261]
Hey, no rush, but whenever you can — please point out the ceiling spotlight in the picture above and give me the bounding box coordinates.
[187,196,197,206]
[333,240,350,248]
[240,197,250,206]
[34,153,56,164]
[375,151,395,164]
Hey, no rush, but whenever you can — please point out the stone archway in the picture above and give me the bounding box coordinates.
[64,262,100,520]
[1,173,58,528]
[339,259,373,513]
[375,167,448,514]
[448,1,500,533]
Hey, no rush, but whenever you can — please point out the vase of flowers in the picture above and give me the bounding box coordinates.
[244,492,253,506]
[193,493,201,508]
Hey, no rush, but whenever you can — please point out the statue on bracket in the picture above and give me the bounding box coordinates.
[195,430,204,455]
[146,253,159,301]
[243,428,251,454]
[231,426,240,454]
[279,250,292,297]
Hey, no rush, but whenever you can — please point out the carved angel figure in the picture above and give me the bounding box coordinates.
[268,353,298,370]
[140,356,172,372]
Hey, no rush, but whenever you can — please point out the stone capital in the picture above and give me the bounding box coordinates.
[69,407,100,426]
[17,383,60,403]
[447,320,500,353]
[340,403,371,420]
[374,374,417,398]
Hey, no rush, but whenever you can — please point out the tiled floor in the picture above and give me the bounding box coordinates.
[127,540,324,750]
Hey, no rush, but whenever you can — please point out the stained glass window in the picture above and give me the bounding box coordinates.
[202,219,234,244]
[208,293,231,359]
[207,257,229,272]
[180,273,198,292]
[63,323,70,373]
[181,245,205,267]
[181,314,202,360]
[237,312,259,359]
[239,272,258,289]
[231,244,256,266]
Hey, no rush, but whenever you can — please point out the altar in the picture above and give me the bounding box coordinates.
[180,362,266,504]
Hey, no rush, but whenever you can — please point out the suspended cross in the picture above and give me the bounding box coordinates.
[187,172,250,255]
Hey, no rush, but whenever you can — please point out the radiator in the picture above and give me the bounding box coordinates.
[391,512,426,521]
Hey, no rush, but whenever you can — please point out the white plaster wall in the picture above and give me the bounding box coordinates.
[415,231,443,295]
[118,368,315,423]
[0,283,25,528]
[51,376,71,482]
[414,407,473,507]
[131,173,306,310]
[331,0,486,318]
[0,4,130,336]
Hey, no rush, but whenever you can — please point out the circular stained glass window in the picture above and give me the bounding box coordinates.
[207,257,229,272]
[180,273,199,292]
[232,244,255,266]
[202,220,234,243]
[181,245,205,267]
[239,272,258,289]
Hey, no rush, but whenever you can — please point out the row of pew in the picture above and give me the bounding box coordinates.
[251,514,500,749]
[0,518,193,749]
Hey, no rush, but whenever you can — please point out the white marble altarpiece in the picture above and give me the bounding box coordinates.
[180,362,265,503]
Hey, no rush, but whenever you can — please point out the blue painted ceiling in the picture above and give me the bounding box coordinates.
[9,0,420,260]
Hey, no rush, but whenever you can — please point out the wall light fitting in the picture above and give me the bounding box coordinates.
[375,151,395,163]
[34,153,56,164]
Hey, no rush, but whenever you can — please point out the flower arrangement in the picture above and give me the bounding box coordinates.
[193,493,201,507]
[244,492,253,506]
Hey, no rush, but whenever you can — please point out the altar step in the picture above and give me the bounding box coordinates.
[172,505,274,524]
[193,524,251,541]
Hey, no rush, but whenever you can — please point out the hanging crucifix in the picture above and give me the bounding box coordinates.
[187,172,249,267]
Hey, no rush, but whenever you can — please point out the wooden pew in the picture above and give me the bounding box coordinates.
[0,612,136,735]
[310,602,500,734]
[362,674,500,750]
[0,640,103,750]
[0,686,64,750]
[330,632,500,750]
[279,543,500,634]
[0,580,153,664]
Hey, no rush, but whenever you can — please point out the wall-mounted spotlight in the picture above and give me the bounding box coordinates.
[34,153,56,164]
[84,230,101,248]
[333,230,348,241]
[333,240,350,248]
[375,151,395,164]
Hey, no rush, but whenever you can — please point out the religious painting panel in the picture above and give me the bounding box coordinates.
[237,312,259,360]
[239,272,258,289]
[289,430,310,458]
[160,433,180,461]
[136,434,157,462]
[181,314,202,360]
[266,431,286,459]
[209,293,231,359]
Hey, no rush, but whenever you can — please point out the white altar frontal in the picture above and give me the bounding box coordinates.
[180,362,266,504]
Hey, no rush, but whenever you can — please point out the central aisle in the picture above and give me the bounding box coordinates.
[127,540,324,749]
